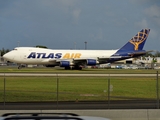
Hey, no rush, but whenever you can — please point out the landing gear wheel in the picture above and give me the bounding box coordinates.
[18,66,21,69]
[73,66,82,70]
[65,67,71,70]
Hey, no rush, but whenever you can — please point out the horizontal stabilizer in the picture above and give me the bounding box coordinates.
[128,50,153,57]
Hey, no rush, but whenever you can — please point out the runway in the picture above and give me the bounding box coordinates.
[0,73,159,77]
[0,100,159,110]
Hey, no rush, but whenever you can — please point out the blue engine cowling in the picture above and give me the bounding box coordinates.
[60,61,70,67]
[86,59,97,66]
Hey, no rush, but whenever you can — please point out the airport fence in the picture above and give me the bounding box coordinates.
[0,72,160,109]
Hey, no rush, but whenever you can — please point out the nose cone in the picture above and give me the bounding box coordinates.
[3,52,14,61]
[3,53,8,59]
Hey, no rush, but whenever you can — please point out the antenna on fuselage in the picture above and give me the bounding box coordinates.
[17,41,20,47]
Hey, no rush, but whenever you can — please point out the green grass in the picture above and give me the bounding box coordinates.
[0,76,159,102]
[0,67,159,102]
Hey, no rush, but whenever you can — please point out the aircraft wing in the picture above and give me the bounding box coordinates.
[48,57,111,66]
[72,58,94,65]
[128,50,153,57]
[52,58,101,66]
[73,57,110,65]
[48,59,57,62]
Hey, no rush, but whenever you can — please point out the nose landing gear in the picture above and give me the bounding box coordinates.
[18,64,26,69]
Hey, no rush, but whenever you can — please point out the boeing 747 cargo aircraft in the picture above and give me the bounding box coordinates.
[3,29,150,70]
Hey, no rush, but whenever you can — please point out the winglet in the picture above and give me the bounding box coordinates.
[118,29,150,52]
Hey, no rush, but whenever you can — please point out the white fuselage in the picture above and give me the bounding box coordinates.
[3,47,117,65]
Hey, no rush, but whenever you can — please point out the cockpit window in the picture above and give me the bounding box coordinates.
[13,48,17,50]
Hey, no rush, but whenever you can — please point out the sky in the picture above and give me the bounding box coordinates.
[0,0,160,51]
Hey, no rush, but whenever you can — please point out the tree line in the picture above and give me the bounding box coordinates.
[0,48,10,56]
[145,51,160,57]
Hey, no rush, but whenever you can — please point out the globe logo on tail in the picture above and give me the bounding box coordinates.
[129,29,150,50]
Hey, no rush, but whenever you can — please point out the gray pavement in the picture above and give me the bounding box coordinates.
[0,73,159,77]
[1,109,160,120]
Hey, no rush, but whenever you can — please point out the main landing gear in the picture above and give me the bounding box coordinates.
[65,66,82,70]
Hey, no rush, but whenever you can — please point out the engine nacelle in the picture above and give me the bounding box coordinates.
[86,59,97,66]
[60,61,70,67]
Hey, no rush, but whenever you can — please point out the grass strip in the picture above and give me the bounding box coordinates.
[0,76,159,102]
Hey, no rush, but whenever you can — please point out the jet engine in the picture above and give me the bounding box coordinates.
[60,61,70,67]
[86,59,98,66]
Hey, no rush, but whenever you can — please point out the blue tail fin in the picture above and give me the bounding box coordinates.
[118,29,150,52]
